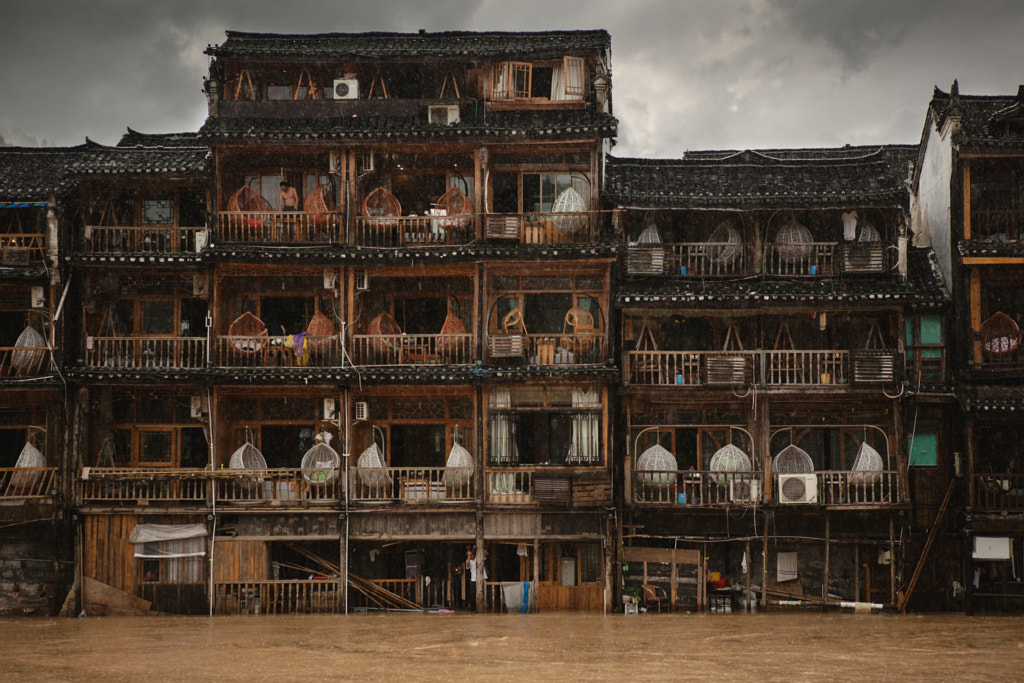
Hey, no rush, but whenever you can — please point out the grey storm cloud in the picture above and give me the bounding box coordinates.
[1,0,1023,155]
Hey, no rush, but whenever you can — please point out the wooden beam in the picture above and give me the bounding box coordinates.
[963,161,971,240]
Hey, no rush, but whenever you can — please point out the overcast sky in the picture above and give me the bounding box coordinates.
[2,0,1023,157]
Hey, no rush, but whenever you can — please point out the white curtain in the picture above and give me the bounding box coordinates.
[551,64,567,101]
[489,415,519,465]
[567,413,600,464]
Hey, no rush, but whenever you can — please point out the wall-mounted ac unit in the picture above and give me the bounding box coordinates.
[190,395,208,419]
[729,478,760,503]
[333,78,359,100]
[354,268,369,291]
[428,104,460,126]
[359,152,375,173]
[323,398,338,421]
[778,473,817,504]
[354,401,369,422]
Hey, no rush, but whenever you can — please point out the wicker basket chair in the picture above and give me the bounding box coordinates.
[434,186,474,231]
[773,443,814,473]
[306,311,337,356]
[11,325,46,376]
[362,187,402,229]
[9,441,45,493]
[229,441,267,470]
[436,306,469,362]
[980,311,1021,360]
[849,442,885,486]
[561,305,597,358]
[356,441,392,492]
[304,184,338,231]
[551,186,587,234]
[367,311,403,357]
[443,440,474,488]
[706,220,742,266]
[774,216,813,264]
[227,186,270,212]
[228,311,268,354]
[636,444,677,487]
[301,433,341,484]
[709,444,752,485]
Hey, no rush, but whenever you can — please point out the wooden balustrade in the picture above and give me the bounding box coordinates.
[974,473,1024,511]
[665,242,752,277]
[765,350,848,385]
[350,333,474,366]
[84,337,206,369]
[350,467,473,503]
[521,333,604,365]
[212,469,342,505]
[1,232,45,265]
[0,467,56,497]
[218,211,341,244]
[84,225,204,254]
[78,468,209,503]
[486,469,533,503]
[214,580,342,615]
[216,335,342,367]
[1,346,50,377]
[632,470,762,506]
[763,242,836,276]
[970,209,1024,241]
[352,214,474,248]
[818,470,900,505]
[484,211,600,244]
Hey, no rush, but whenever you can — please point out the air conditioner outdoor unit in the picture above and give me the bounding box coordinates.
[359,152,375,173]
[354,401,369,422]
[323,398,338,421]
[332,78,359,100]
[428,104,460,126]
[729,479,760,503]
[190,395,208,419]
[778,473,818,504]
[354,268,369,291]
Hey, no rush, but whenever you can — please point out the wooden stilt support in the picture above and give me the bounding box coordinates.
[899,478,957,613]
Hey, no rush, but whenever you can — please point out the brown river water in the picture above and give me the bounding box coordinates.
[4,612,1023,682]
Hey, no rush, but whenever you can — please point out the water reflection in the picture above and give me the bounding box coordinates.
[3,612,1022,681]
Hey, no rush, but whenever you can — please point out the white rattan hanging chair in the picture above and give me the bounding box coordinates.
[443,441,474,487]
[849,442,884,486]
[11,326,46,375]
[551,186,587,234]
[709,443,752,485]
[636,444,677,486]
[301,432,340,484]
[356,442,392,489]
[775,216,813,264]
[229,441,266,470]
[773,443,814,473]
[707,221,742,265]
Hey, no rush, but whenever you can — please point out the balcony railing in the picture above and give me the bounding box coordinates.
[349,333,474,366]
[486,469,533,503]
[1,345,50,377]
[763,242,893,276]
[765,350,848,385]
[1,232,45,265]
[84,337,206,369]
[816,470,900,505]
[214,580,342,615]
[77,467,343,505]
[970,209,1024,242]
[216,335,342,367]
[218,211,341,244]
[350,466,473,503]
[487,333,605,366]
[626,243,754,277]
[352,214,474,248]
[0,467,56,497]
[484,211,601,244]
[84,225,204,254]
[625,350,754,386]
[632,470,762,506]
[974,473,1024,511]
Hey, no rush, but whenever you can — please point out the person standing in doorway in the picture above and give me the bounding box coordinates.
[278,181,299,211]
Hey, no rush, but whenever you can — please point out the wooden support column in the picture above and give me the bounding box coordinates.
[823,514,830,608]
[475,517,485,613]
[855,542,860,603]
[889,518,896,608]
[969,268,982,365]
[745,540,752,612]
[761,518,769,611]
[963,160,971,240]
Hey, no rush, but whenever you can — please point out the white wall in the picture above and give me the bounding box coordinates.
[911,117,955,286]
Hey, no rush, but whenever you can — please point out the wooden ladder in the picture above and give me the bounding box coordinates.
[899,477,956,613]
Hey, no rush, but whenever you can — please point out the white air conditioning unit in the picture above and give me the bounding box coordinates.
[428,104,460,126]
[323,398,338,421]
[729,479,760,504]
[359,152,375,173]
[190,395,208,419]
[30,286,45,309]
[333,78,359,100]
[354,268,369,291]
[354,401,369,422]
[778,473,818,504]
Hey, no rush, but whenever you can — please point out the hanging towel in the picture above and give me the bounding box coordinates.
[777,552,799,582]
[842,210,858,241]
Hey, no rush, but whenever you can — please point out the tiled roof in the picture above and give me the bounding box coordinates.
[116,129,204,148]
[616,247,947,308]
[929,84,1024,149]
[961,385,1024,412]
[199,109,617,142]
[206,30,611,60]
[0,145,87,203]
[69,141,209,176]
[604,146,916,208]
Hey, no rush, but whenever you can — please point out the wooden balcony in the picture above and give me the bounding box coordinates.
[349,333,474,366]
[84,225,205,254]
[1,232,45,265]
[631,470,763,506]
[216,335,342,367]
[973,473,1024,512]
[352,214,474,248]
[1,345,50,377]
[486,469,534,504]
[483,468,606,506]
[626,243,753,277]
[763,242,893,276]
[217,211,341,244]
[214,580,342,615]
[483,211,602,244]
[765,350,848,385]
[0,467,56,498]
[487,333,605,366]
[77,467,343,507]
[84,337,206,369]
[350,466,473,503]
[970,208,1024,241]
[624,350,754,386]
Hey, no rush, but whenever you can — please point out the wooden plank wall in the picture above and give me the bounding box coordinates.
[213,540,269,582]
[537,584,604,611]
[83,514,138,596]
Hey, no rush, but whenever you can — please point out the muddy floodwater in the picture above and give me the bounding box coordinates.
[4,612,1024,681]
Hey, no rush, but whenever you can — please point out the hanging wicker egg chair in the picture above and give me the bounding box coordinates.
[10,441,45,493]
[228,312,268,354]
[362,187,402,229]
[709,444,752,485]
[306,311,336,355]
[227,185,270,213]
[229,441,267,470]
[773,443,814,473]
[849,442,885,486]
[636,444,677,486]
[11,326,46,375]
[436,309,468,360]
[434,186,474,231]
[706,221,742,265]
[981,311,1021,359]
[774,216,813,264]
[367,311,402,356]
[443,441,474,488]
[551,186,587,234]
[301,433,341,484]
[356,442,392,489]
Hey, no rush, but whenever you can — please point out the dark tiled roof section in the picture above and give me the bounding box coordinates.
[929,85,1024,149]
[116,129,204,148]
[199,109,617,141]
[69,142,209,176]
[616,248,947,308]
[0,145,91,202]
[961,385,1024,412]
[206,30,611,60]
[604,146,916,208]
